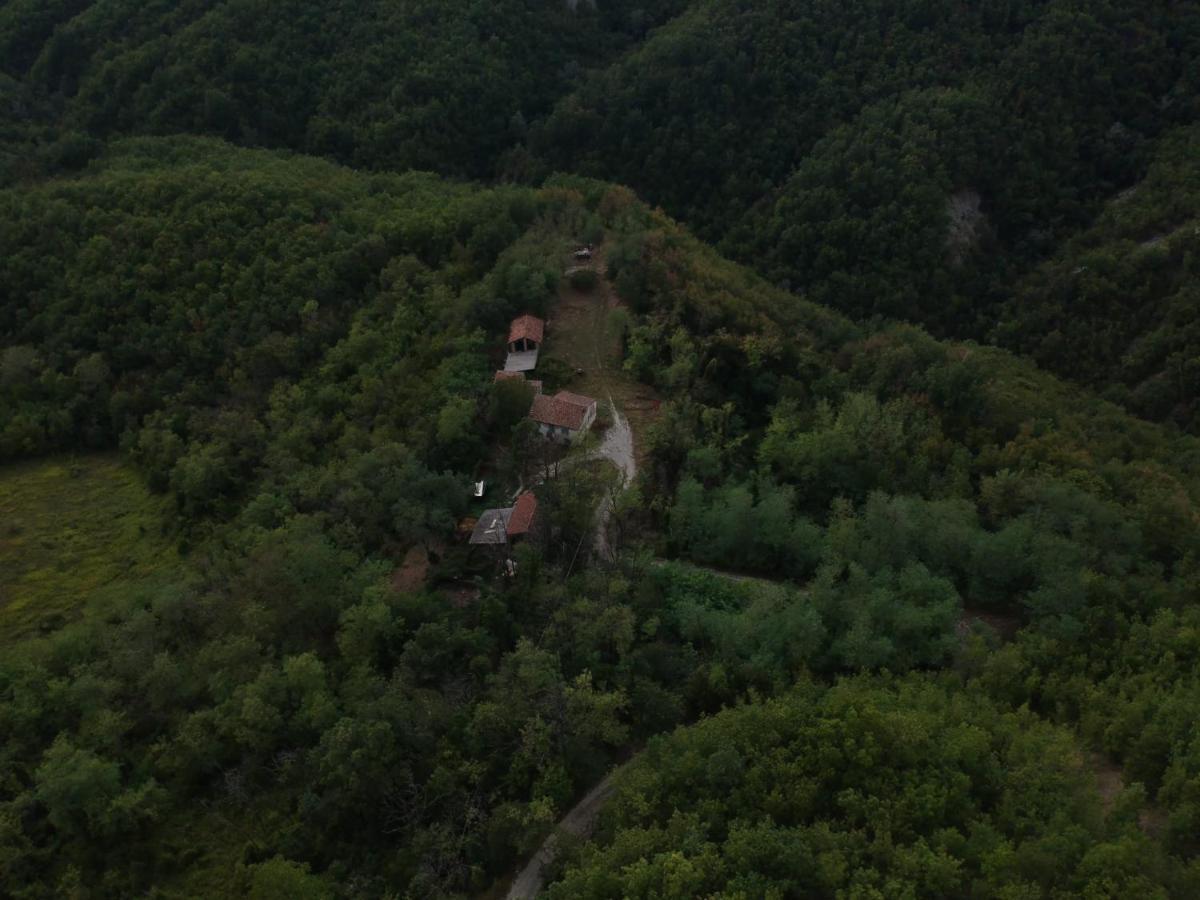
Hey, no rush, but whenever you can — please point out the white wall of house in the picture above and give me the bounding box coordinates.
[534,399,597,443]
[580,403,597,434]
[537,422,577,443]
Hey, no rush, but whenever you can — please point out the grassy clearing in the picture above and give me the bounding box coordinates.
[0,454,179,642]
[543,247,661,463]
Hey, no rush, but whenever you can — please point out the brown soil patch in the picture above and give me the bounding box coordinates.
[392,545,430,593]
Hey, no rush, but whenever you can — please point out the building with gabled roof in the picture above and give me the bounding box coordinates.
[468,492,538,546]
[507,314,545,353]
[529,390,597,442]
[469,508,512,546]
[553,390,596,411]
[507,492,538,537]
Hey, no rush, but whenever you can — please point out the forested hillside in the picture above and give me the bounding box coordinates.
[0,138,630,896]
[549,677,1185,897]
[602,197,1200,829]
[3,139,1200,895]
[532,1,1200,363]
[5,0,1197,431]
[4,1,1200,897]
[0,136,534,472]
[0,0,685,178]
[993,125,1200,432]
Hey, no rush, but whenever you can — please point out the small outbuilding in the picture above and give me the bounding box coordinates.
[468,492,539,546]
[469,507,512,546]
[506,492,538,538]
[508,315,545,353]
[504,315,545,372]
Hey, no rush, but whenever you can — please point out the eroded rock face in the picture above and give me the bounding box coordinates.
[946,188,984,263]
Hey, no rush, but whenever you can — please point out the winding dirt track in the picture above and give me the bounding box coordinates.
[505,771,619,900]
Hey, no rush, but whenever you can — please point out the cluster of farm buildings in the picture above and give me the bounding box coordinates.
[497,314,598,441]
[469,312,598,548]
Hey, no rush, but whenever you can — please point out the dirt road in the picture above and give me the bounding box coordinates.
[592,398,636,560]
[505,771,619,899]
[597,398,635,484]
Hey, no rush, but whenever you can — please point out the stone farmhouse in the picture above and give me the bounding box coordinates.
[528,391,597,443]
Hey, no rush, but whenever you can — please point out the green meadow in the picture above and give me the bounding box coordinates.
[0,454,179,642]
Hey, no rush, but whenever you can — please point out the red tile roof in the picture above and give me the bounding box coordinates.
[529,391,595,430]
[508,314,545,345]
[554,390,596,409]
[507,492,538,536]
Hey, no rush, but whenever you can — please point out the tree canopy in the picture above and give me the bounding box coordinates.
[3,2,1200,895]
[548,676,1192,899]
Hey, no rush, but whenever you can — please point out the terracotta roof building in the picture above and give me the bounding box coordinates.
[507,492,538,537]
[555,390,597,411]
[507,315,545,353]
[529,390,598,442]
[468,492,538,546]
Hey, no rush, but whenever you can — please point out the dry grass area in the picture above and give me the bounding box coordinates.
[542,246,661,465]
[0,454,179,642]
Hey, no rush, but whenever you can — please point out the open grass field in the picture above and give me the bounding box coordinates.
[0,454,180,642]
[543,247,661,465]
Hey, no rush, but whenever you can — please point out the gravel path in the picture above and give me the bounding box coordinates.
[597,396,635,483]
[593,398,635,560]
[505,771,619,900]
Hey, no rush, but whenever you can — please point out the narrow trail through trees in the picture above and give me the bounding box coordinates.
[504,771,621,900]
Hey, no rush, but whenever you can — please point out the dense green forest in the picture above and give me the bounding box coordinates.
[0,0,686,180]
[3,0,1200,896]
[531,1,1200,431]
[548,677,1186,897]
[992,125,1200,431]
[2,139,1200,895]
[531,1,1200,432]
[4,0,1198,431]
